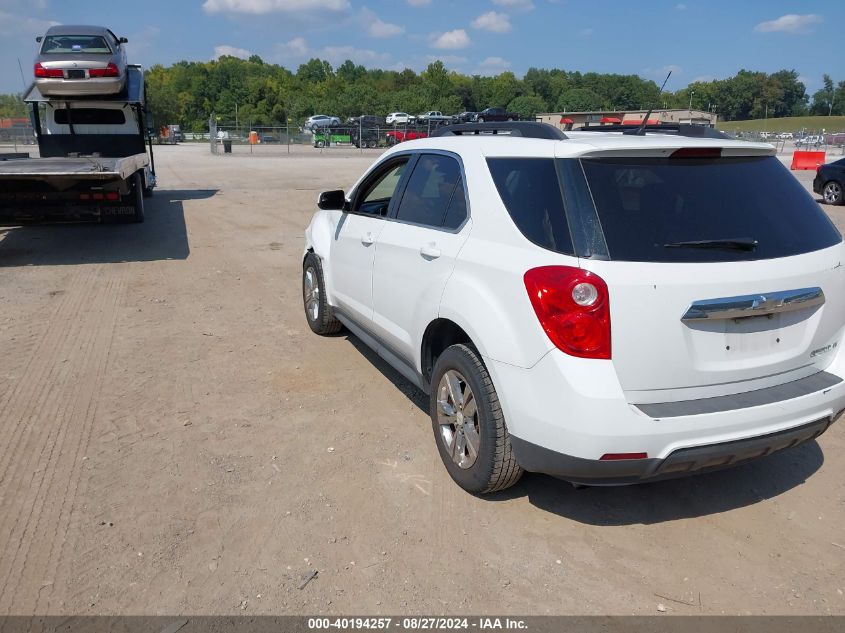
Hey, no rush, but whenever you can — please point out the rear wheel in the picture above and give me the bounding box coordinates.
[430,344,523,494]
[128,171,145,223]
[315,139,326,148]
[477,117,485,123]
[823,181,843,205]
[302,253,342,335]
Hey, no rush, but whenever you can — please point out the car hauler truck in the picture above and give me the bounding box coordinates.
[0,65,156,224]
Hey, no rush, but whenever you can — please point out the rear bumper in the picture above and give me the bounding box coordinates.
[485,346,845,483]
[510,415,837,485]
[35,76,125,97]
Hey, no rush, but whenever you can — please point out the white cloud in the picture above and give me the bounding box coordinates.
[471,11,512,33]
[214,44,252,59]
[369,18,405,38]
[407,0,431,6]
[203,0,349,14]
[320,45,390,65]
[0,10,58,37]
[476,56,511,75]
[754,14,822,34]
[276,36,310,59]
[431,29,470,50]
[491,0,534,11]
[274,37,390,67]
[426,54,467,65]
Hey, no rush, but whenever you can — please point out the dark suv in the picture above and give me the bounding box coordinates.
[477,107,519,122]
[814,158,845,206]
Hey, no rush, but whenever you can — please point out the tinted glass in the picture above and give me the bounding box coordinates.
[42,35,111,54]
[54,109,126,125]
[443,177,468,230]
[356,159,408,216]
[487,158,574,255]
[396,154,462,228]
[581,156,841,262]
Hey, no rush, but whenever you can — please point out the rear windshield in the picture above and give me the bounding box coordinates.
[54,108,126,125]
[581,156,841,262]
[41,35,112,54]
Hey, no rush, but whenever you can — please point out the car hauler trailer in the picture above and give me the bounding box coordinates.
[0,65,156,224]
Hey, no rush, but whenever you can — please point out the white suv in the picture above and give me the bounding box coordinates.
[303,121,845,494]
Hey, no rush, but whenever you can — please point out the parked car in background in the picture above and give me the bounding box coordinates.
[347,115,385,128]
[385,129,428,145]
[34,25,128,97]
[796,135,824,148]
[416,111,452,123]
[814,157,845,205]
[452,112,478,124]
[477,107,519,122]
[304,115,341,131]
[386,112,412,125]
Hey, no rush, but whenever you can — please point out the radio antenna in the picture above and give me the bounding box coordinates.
[626,69,672,136]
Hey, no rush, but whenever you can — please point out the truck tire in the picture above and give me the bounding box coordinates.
[142,173,154,198]
[129,171,145,223]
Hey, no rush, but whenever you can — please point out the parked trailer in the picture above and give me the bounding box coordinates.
[0,65,155,225]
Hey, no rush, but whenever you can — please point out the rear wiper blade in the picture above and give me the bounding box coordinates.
[664,238,758,251]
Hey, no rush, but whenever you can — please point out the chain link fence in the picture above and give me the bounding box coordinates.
[207,118,456,156]
[727,130,845,155]
[0,124,36,153]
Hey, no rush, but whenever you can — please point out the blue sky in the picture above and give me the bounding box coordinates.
[0,0,842,95]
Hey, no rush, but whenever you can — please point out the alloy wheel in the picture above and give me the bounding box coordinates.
[303,266,320,322]
[823,182,842,205]
[436,370,480,469]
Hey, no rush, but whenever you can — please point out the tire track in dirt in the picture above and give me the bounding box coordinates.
[0,264,126,613]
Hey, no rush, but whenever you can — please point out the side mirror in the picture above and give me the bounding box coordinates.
[318,189,347,211]
[119,37,128,44]
[36,36,43,43]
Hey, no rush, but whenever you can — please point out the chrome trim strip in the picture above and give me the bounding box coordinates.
[681,287,825,322]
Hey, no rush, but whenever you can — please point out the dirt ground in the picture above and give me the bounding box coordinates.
[0,143,844,616]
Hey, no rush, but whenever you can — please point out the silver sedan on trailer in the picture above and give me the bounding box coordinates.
[34,25,128,97]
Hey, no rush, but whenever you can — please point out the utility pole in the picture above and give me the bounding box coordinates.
[688,90,694,111]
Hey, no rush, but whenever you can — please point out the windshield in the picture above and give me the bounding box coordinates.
[581,156,841,262]
[41,35,112,54]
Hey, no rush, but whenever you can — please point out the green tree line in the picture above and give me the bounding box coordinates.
[2,57,843,130]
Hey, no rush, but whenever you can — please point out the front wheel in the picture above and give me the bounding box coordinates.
[477,117,485,123]
[430,344,523,494]
[823,181,843,205]
[302,253,342,335]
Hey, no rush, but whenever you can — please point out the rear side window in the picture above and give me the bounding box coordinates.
[487,158,574,255]
[54,109,126,125]
[582,156,841,262]
[396,154,465,229]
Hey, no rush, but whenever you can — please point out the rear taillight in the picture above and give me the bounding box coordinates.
[34,63,63,78]
[89,63,119,78]
[524,266,611,359]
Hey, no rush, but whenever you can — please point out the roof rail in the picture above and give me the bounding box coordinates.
[578,123,730,140]
[432,121,567,140]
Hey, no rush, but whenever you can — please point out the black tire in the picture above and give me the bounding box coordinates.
[507,117,514,122]
[477,117,485,123]
[129,171,145,223]
[302,253,342,335]
[367,140,377,149]
[387,136,397,146]
[315,139,326,148]
[430,344,523,494]
[823,180,843,206]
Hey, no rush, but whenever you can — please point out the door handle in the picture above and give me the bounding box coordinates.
[361,232,374,246]
[420,244,441,259]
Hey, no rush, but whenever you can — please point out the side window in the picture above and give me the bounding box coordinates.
[395,154,462,228]
[487,158,574,255]
[355,158,409,216]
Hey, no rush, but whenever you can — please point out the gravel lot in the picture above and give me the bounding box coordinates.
[0,143,844,616]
